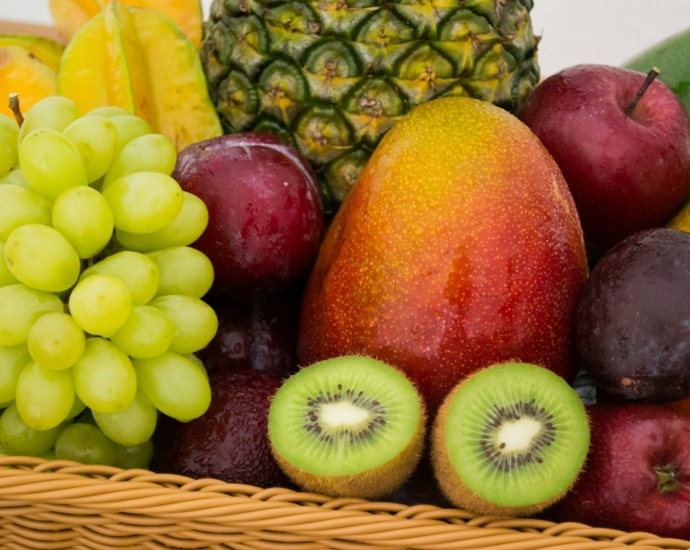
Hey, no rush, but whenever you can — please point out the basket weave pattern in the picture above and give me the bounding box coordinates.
[0,456,688,550]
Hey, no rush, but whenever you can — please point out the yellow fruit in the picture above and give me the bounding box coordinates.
[57,1,221,151]
[50,0,202,49]
[0,35,65,72]
[668,202,690,233]
[0,46,56,118]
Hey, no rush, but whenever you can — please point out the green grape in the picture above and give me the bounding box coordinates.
[0,284,63,346]
[0,242,19,288]
[0,344,30,403]
[0,114,19,178]
[16,360,75,430]
[63,116,119,183]
[133,351,211,422]
[110,115,151,154]
[27,312,85,371]
[18,96,80,143]
[36,448,57,460]
[102,172,184,234]
[5,224,81,293]
[52,186,114,259]
[72,338,136,414]
[103,134,177,190]
[80,251,158,305]
[86,106,131,119]
[0,403,67,456]
[93,391,157,446]
[147,247,214,299]
[116,192,209,252]
[110,306,173,359]
[0,168,31,189]
[66,394,86,420]
[185,354,208,380]
[0,184,52,241]
[55,423,116,466]
[19,129,88,201]
[149,296,218,355]
[114,439,153,470]
[68,275,132,337]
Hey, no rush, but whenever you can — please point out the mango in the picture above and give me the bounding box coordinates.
[0,46,56,118]
[298,97,588,416]
[0,35,64,72]
[624,27,690,114]
[57,1,221,151]
[50,0,202,49]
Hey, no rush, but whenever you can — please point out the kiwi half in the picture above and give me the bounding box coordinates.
[268,355,426,499]
[431,362,589,517]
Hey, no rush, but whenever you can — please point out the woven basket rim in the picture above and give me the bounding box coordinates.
[0,454,688,550]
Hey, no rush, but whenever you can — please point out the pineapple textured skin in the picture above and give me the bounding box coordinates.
[202,0,540,210]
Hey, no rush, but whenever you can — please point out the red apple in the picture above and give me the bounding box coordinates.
[545,403,690,538]
[173,133,324,296]
[519,65,690,254]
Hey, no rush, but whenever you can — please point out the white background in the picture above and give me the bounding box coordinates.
[1,0,689,76]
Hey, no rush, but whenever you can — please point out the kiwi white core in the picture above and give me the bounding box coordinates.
[497,418,542,453]
[321,402,370,428]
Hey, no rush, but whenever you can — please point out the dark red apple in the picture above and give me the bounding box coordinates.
[173,133,324,295]
[151,369,290,489]
[199,290,301,377]
[519,65,690,253]
[576,228,690,402]
[546,403,690,539]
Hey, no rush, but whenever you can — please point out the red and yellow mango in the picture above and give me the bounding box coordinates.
[298,97,589,416]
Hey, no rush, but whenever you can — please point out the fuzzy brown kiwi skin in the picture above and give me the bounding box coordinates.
[430,366,582,517]
[270,365,427,499]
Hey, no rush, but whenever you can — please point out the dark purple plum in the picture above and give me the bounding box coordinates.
[173,133,324,296]
[200,291,300,377]
[576,227,690,401]
[151,369,290,489]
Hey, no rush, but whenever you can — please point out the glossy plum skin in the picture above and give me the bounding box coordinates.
[173,133,324,296]
[151,369,289,489]
[519,65,690,253]
[576,228,690,402]
[546,403,690,539]
[199,292,300,377]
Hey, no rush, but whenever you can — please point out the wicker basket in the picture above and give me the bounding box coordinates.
[0,455,687,550]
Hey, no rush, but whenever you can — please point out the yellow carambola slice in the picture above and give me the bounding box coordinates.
[50,0,202,49]
[57,8,135,115]
[0,36,65,72]
[49,0,102,44]
[57,2,221,152]
[0,46,56,118]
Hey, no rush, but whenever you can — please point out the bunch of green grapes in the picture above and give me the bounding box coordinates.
[0,97,216,468]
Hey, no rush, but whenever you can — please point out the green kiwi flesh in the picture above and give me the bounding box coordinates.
[431,362,589,516]
[268,356,426,499]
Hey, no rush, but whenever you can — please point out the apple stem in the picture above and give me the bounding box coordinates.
[654,464,679,493]
[8,94,24,127]
[625,68,660,117]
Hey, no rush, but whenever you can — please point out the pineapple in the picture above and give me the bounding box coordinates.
[202,0,540,211]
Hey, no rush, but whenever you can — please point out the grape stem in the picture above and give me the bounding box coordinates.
[8,94,24,127]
